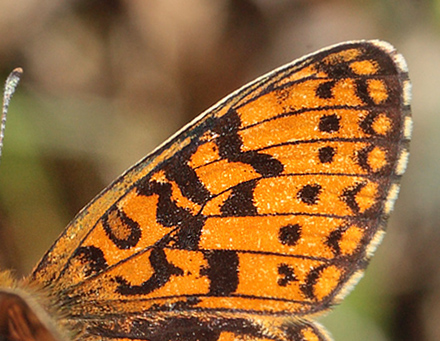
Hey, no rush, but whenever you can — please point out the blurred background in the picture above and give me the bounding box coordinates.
[0,0,437,340]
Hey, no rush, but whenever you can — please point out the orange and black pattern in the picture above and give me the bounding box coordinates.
[0,40,411,340]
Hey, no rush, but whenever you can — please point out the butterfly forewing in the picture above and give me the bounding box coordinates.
[23,40,411,340]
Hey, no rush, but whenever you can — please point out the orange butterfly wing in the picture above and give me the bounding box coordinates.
[21,40,410,341]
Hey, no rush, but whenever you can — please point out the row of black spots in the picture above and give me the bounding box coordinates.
[72,246,108,278]
[136,178,206,251]
[316,111,399,164]
[275,261,341,305]
[220,181,323,219]
[267,260,325,302]
[217,174,329,218]
[319,114,401,176]
[102,205,141,250]
[313,46,369,100]
[289,180,385,217]
[278,220,366,258]
[201,250,239,297]
[115,247,183,296]
[212,108,284,178]
[319,112,399,173]
[208,114,341,170]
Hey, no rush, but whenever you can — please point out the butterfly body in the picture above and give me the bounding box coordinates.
[1,40,411,340]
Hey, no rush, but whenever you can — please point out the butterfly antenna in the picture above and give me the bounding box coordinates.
[0,68,23,161]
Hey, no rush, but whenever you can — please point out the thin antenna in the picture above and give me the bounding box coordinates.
[0,68,23,160]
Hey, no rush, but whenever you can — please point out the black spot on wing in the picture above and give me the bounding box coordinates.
[220,180,258,216]
[239,151,284,177]
[202,250,239,296]
[279,224,302,246]
[212,108,243,160]
[73,246,108,277]
[298,184,322,205]
[317,57,352,77]
[319,114,340,133]
[277,264,298,287]
[318,146,336,164]
[316,80,336,99]
[172,214,207,251]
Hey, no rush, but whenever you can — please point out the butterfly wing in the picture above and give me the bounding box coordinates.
[27,40,411,340]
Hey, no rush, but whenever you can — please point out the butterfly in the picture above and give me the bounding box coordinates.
[0,40,411,340]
